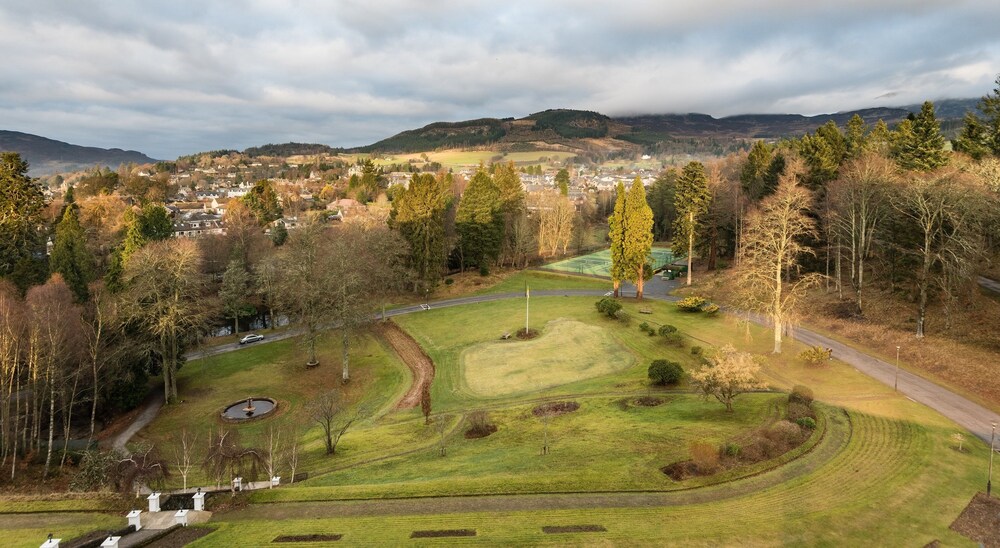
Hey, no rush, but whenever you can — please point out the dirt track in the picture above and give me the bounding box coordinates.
[378,320,435,409]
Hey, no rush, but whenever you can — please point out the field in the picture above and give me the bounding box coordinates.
[542,247,673,277]
[7,289,993,547]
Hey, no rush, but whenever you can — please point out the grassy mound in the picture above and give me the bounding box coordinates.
[461,319,635,397]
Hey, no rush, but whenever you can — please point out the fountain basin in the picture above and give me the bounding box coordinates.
[221,397,277,422]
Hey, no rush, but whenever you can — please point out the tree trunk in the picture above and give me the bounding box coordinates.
[636,266,645,300]
[773,261,783,354]
[687,211,694,286]
[341,329,350,382]
[44,378,55,478]
[613,279,620,298]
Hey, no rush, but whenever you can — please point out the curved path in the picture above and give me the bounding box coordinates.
[377,320,435,409]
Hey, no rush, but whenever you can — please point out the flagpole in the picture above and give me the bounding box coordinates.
[525,283,530,333]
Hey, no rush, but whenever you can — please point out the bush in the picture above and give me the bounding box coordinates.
[614,309,631,325]
[740,434,777,461]
[478,265,490,276]
[689,441,720,473]
[766,420,804,446]
[788,385,814,407]
[723,442,741,457]
[785,402,814,422]
[703,303,720,316]
[798,345,831,365]
[657,324,678,336]
[465,410,497,438]
[662,331,684,347]
[596,297,623,318]
[690,346,704,356]
[639,321,650,332]
[444,278,454,285]
[676,296,707,312]
[648,359,684,385]
[796,417,817,430]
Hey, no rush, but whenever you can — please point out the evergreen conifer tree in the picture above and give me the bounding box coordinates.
[673,162,712,286]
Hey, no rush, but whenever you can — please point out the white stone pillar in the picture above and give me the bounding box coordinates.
[271,476,280,487]
[232,477,243,491]
[192,491,206,512]
[147,492,161,513]
[100,536,120,548]
[175,509,189,527]
[127,509,142,531]
[40,536,60,548]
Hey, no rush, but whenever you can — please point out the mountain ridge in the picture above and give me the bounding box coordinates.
[0,130,159,177]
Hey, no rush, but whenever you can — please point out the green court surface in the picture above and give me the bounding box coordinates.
[541,248,673,278]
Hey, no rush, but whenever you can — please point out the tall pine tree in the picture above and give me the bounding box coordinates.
[390,173,450,291]
[456,169,503,272]
[673,162,712,286]
[50,203,93,302]
[894,101,948,171]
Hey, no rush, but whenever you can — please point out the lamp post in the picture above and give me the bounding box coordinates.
[894,346,901,392]
[989,421,996,496]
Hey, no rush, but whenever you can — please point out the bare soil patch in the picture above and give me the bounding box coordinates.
[464,424,497,439]
[634,396,664,407]
[532,401,580,417]
[273,533,343,542]
[376,320,435,410]
[949,492,1000,547]
[516,327,539,340]
[542,525,607,534]
[410,529,476,538]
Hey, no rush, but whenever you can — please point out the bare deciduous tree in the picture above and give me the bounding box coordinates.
[309,390,361,455]
[735,159,822,353]
[170,428,199,491]
[203,428,266,493]
[690,344,767,412]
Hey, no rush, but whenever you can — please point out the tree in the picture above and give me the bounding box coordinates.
[894,101,949,171]
[120,239,208,402]
[0,153,46,291]
[741,141,781,201]
[242,180,283,225]
[953,112,992,160]
[535,192,575,257]
[169,428,199,491]
[203,429,266,491]
[254,255,282,330]
[114,443,169,496]
[270,220,288,246]
[309,389,360,455]
[608,181,628,297]
[690,344,766,411]
[889,168,986,337]
[555,168,570,196]
[624,177,654,299]
[50,205,94,302]
[421,384,432,425]
[647,169,677,241]
[275,222,335,366]
[220,258,255,335]
[494,162,526,268]
[673,162,712,286]
[390,173,449,292]
[828,153,894,313]
[735,160,822,353]
[456,169,503,271]
[845,114,869,158]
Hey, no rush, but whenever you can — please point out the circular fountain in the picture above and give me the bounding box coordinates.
[221,397,277,422]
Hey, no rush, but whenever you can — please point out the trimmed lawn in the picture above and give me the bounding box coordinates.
[462,319,635,397]
[1,512,120,548]
[473,270,610,295]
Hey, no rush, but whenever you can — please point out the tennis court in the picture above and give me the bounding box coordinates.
[541,247,673,278]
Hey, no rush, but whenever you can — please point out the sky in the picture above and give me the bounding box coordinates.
[2,0,999,159]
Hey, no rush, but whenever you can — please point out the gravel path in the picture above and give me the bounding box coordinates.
[112,390,164,451]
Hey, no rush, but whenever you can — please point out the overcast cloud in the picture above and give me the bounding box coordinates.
[1,0,998,159]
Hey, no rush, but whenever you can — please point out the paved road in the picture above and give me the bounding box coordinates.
[979,275,1000,296]
[134,274,999,450]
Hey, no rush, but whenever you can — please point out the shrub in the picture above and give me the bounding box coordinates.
[614,309,631,325]
[596,297,623,318]
[723,442,741,457]
[689,441,720,473]
[690,345,703,356]
[444,278,454,285]
[740,434,777,461]
[662,331,684,347]
[465,410,497,438]
[798,345,831,366]
[639,321,651,332]
[703,303,720,316]
[788,385,814,407]
[478,264,490,276]
[657,324,678,336]
[766,420,803,446]
[676,296,707,312]
[648,360,684,385]
[796,417,817,430]
[785,402,814,422]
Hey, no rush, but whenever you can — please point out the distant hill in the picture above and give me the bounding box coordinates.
[243,142,342,157]
[356,101,979,155]
[0,130,158,177]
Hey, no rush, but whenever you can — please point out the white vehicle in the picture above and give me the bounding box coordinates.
[239,333,264,345]
[420,304,431,311]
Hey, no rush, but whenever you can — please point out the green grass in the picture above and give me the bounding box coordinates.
[462,319,635,397]
[542,247,673,277]
[0,512,121,548]
[136,331,409,488]
[473,270,610,295]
